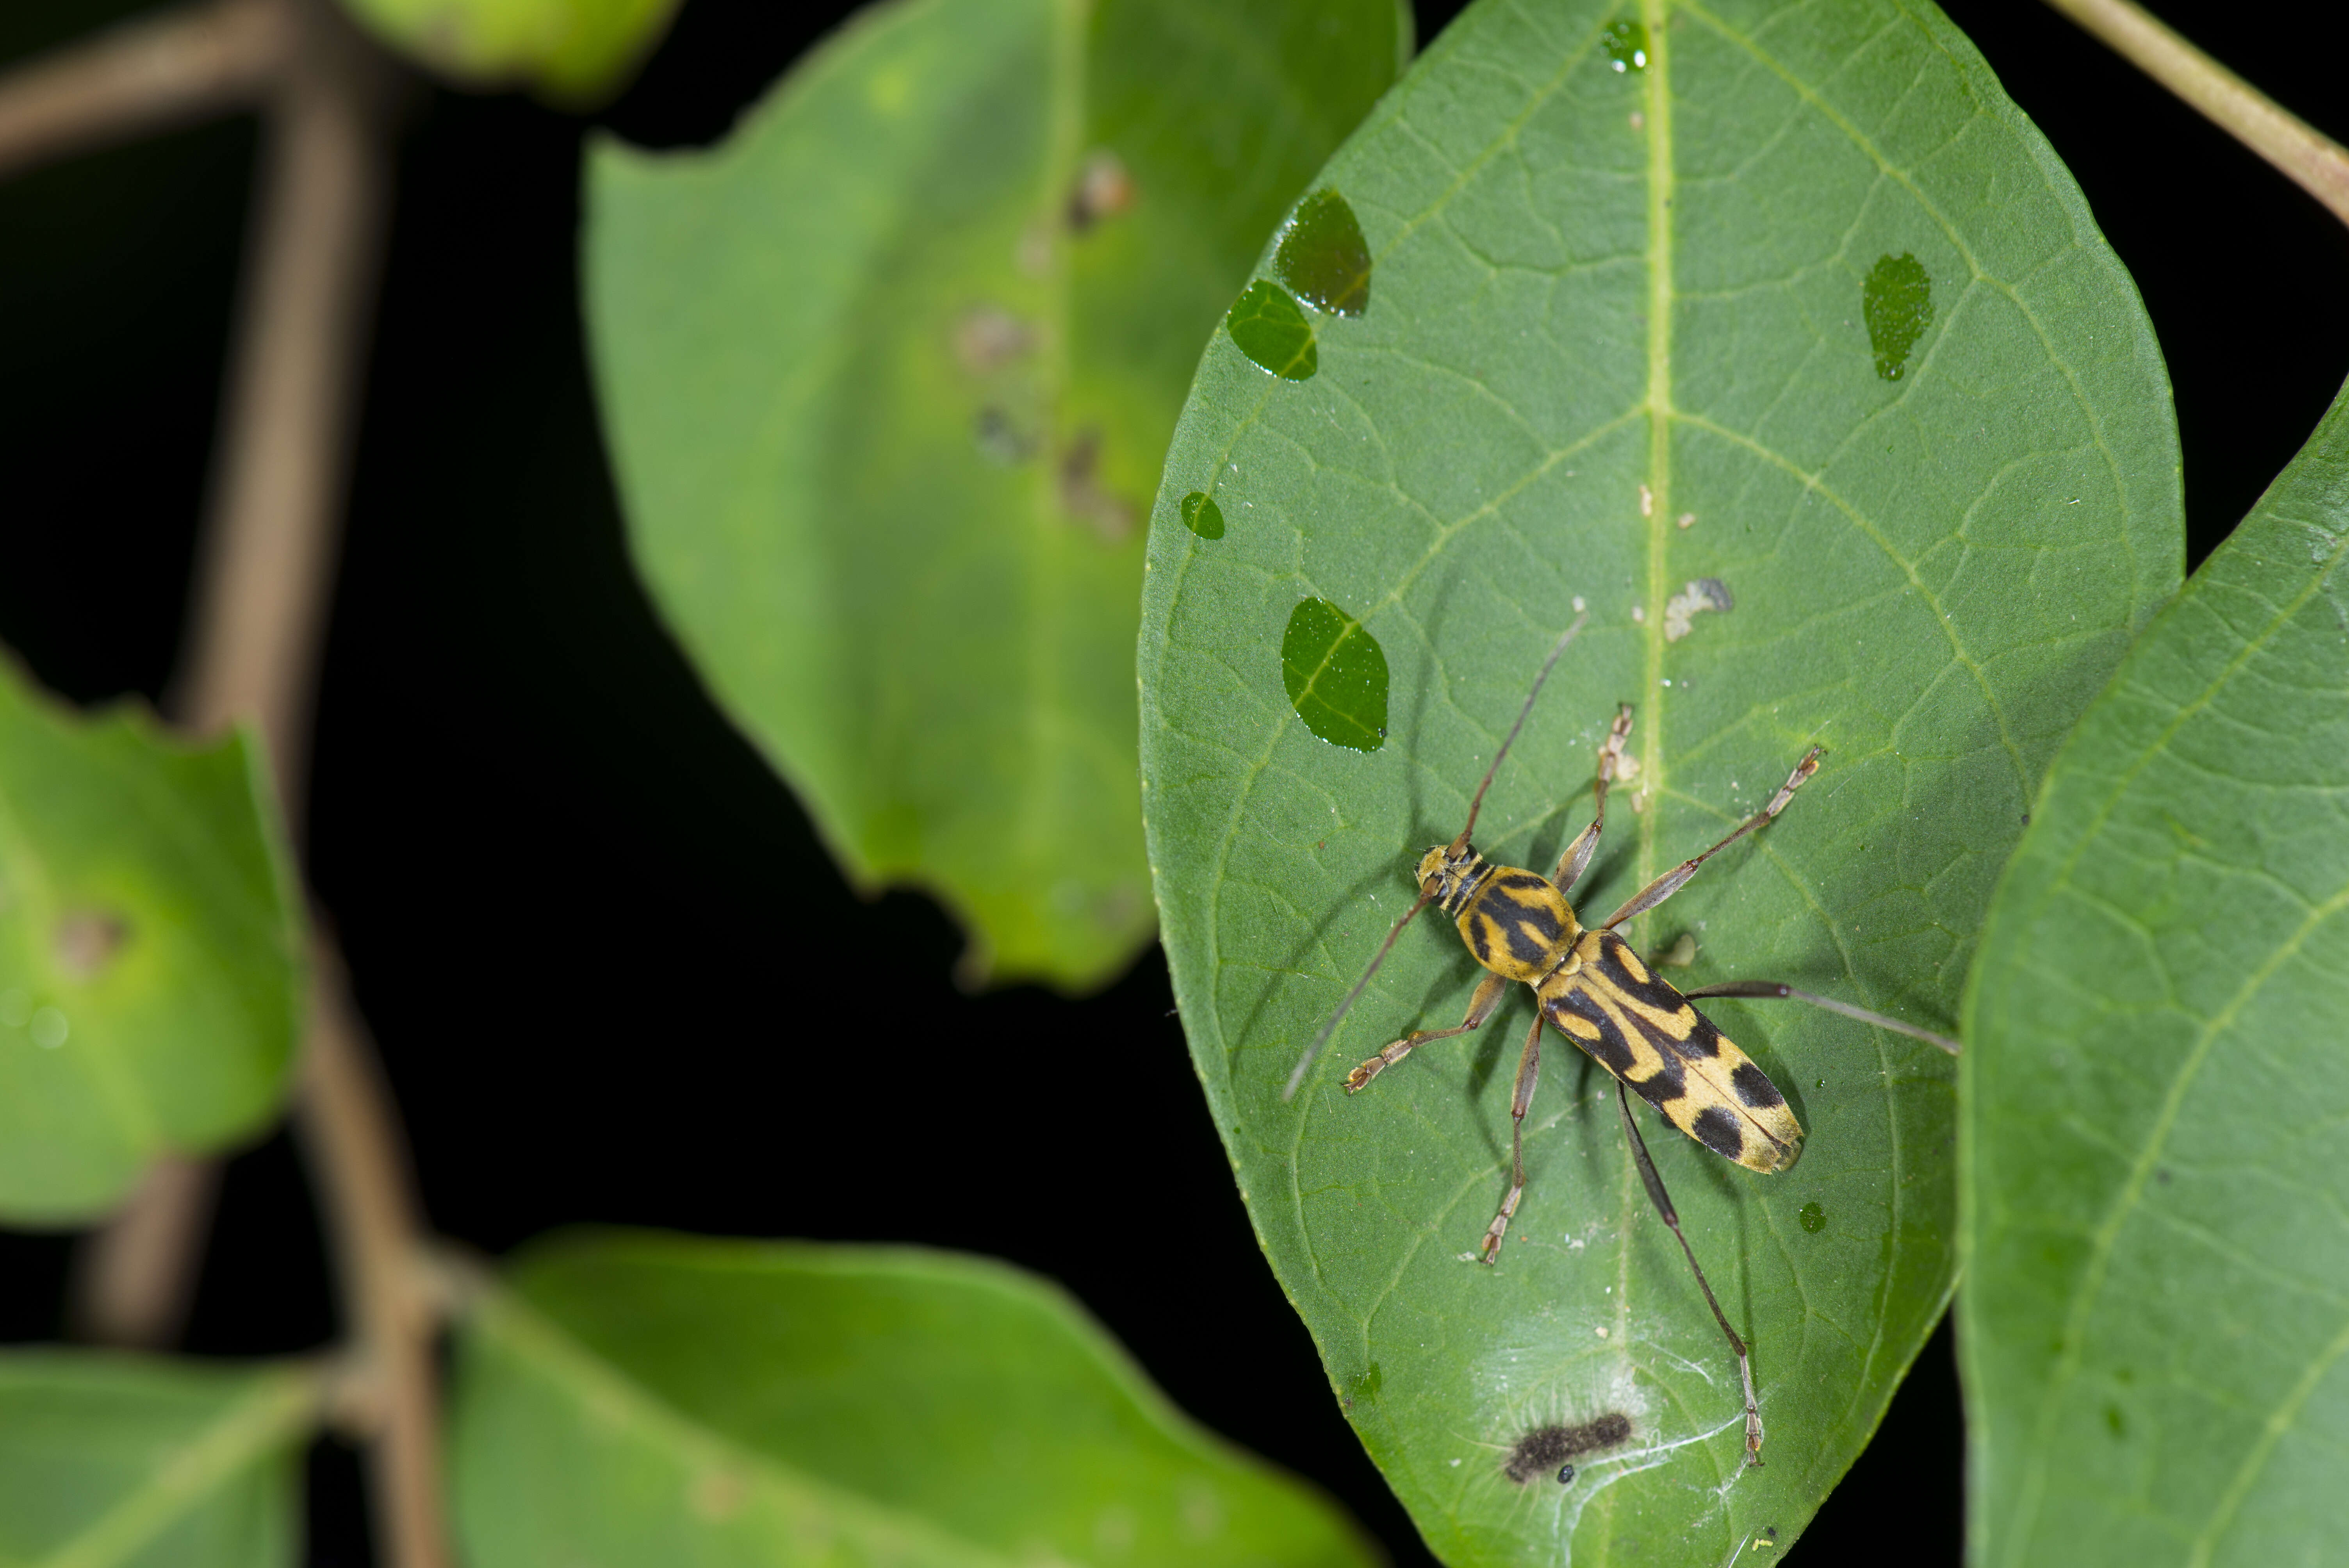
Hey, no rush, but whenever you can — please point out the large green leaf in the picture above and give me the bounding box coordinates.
[449,1231,1378,1567]
[333,0,681,105]
[585,0,1407,989]
[0,659,305,1224]
[0,1351,310,1567]
[1138,0,2182,1559]
[1959,379,2349,1565]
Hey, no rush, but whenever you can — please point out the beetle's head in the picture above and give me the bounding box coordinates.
[1415,841,1485,914]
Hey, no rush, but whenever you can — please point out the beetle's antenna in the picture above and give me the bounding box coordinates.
[1285,613,1588,1101]
[1283,891,1431,1101]
[1455,612,1586,850]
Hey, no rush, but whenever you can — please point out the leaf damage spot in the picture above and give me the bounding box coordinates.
[953,306,1033,374]
[972,407,1034,465]
[1058,429,1136,541]
[55,911,129,979]
[1864,252,1934,381]
[1663,577,1734,642]
[1504,1413,1633,1484]
[1226,280,1317,380]
[1274,189,1370,316]
[1067,148,1135,232]
[1280,599,1387,752]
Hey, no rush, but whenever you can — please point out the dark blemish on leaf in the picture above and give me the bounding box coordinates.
[1226,280,1318,379]
[953,306,1032,374]
[55,912,129,979]
[1058,429,1135,541]
[2022,813,2031,826]
[1067,148,1135,232]
[1281,599,1387,752]
[1502,1413,1631,1484]
[1864,253,1934,381]
[1601,19,1647,70]
[1274,189,1371,315]
[1663,577,1732,642]
[1799,1202,1827,1234]
[973,407,1034,465]
[1180,491,1224,539]
[2156,1168,2171,1184]
[2105,1404,2125,1438]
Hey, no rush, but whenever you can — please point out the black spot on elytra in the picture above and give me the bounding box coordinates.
[1691,1105,1746,1160]
[1633,1056,1688,1108]
[1731,1061,1784,1108]
[1502,1413,1633,1483]
[1671,1011,1724,1060]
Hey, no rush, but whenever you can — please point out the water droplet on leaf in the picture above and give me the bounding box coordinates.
[1864,252,1934,381]
[1274,188,1371,315]
[1602,20,1648,71]
[1281,599,1387,752]
[1180,491,1224,539]
[1799,1201,1827,1233]
[1226,280,1318,380]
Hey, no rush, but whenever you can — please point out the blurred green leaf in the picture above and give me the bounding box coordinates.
[0,1351,309,1568]
[450,1231,1378,1567]
[1959,379,2349,1567]
[1139,0,2183,1558]
[584,0,1408,988]
[0,659,304,1224]
[333,0,679,106]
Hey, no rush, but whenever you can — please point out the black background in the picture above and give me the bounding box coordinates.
[0,0,2343,1562]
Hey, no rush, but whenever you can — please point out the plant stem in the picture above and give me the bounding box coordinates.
[0,0,284,183]
[2041,0,2349,230]
[298,943,449,1568]
[71,0,400,1357]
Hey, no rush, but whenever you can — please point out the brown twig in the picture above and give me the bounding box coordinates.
[0,0,285,184]
[298,942,449,1568]
[73,0,400,1356]
[2042,0,2349,230]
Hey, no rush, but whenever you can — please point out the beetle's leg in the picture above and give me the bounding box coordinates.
[1478,1010,1547,1262]
[1681,980,1960,1055]
[1554,704,1635,896]
[1345,973,1509,1092]
[1614,1079,1765,1467]
[1599,747,1820,931]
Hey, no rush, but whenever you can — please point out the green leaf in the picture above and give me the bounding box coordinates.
[449,1231,1378,1568]
[1958,379,2349,1565]
[0,1351,310,1568]
[0,660,305,1224]
[332,0,681,106]
[585,0,1407,989]
[1138,0,2183,1558]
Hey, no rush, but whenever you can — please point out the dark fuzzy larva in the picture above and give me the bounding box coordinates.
[1503,1413,1633,1484]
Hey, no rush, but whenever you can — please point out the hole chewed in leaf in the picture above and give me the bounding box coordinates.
[1274,189,1370,316]
[1180,492,1224,539]
[1281,599,1387,752]
[1864,252,1934,381]
[1226,281,1317,380]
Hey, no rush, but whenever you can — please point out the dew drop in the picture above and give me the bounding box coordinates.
[1226,280,1317,379]
[1281,599,1387,752]
[1798,1201,1827,1234]
[1180,491,1224,539]
[1274,189,1371,315]
[1601,19,1648,71]
[1864,252,1934,381]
